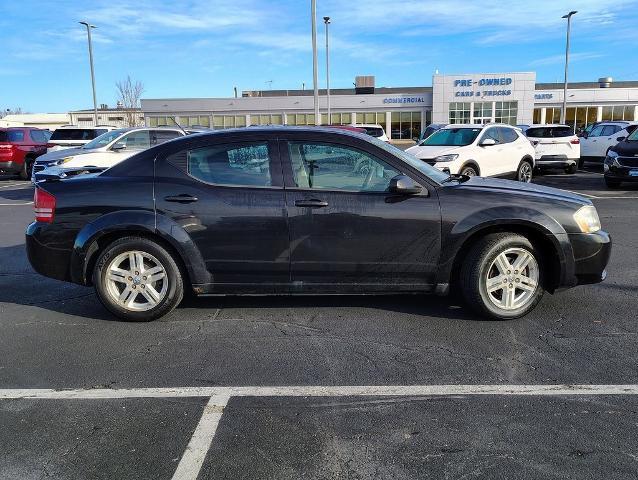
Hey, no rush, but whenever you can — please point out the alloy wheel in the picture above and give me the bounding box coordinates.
[104,250,168,311]
[518,163,532,182]
[484,247,539,311]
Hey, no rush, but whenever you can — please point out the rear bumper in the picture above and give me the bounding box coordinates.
[0,160,21,173]
[25,222,74,282]
[567,230,611,286]
[535,155,577,168]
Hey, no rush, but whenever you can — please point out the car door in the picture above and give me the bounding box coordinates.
[497,127,525,176]
[154,134,290,292]
[596,125,623,157]
[580,124,605,157]
[475,127,505,177]
[280,133,441,292]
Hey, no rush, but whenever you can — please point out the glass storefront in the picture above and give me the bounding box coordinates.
[390,111,422,139]
[532,105,636,132]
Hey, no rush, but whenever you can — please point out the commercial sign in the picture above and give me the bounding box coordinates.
[453,77,513,97]
[382,97,425,104]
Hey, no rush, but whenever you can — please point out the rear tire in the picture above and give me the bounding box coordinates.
[604,177,621,189]
[19,157,33,180]
[459,233,544,320]
[517,160,533,182]
[93,236,184,321]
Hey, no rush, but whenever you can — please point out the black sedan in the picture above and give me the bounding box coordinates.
[604,127,638,188]
[26,127,611,321]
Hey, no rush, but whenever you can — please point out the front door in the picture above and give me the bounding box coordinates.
[280,136,441,292]
[154,136,290,292]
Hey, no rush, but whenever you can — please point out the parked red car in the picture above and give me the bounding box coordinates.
[0,127,51,179]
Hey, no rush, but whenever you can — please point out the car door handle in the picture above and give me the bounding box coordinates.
[164,194,198,203]
[295,199,328,208]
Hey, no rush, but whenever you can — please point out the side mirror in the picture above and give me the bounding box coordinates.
[581,132,588,139]
[616,136,626,142]
[389,174,423,195]
[480,138,497,146]
[111,143,127,151]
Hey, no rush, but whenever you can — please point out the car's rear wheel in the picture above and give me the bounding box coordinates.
[517,160,533,182]
[604,177,621,189]
[460,165,478,177]
[93,237,184,321]
[19,157,34,180]
[460,233,544,320]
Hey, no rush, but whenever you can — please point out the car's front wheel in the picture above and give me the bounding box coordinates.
[460,233,544,320]
[460,165,478,177]
[93,236,184,321]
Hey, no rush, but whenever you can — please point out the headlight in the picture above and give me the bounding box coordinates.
[605,150,621,167]
[573,205,601,233]
[54,156,74,166]
[607,150,618,158]
[434,154,459,163]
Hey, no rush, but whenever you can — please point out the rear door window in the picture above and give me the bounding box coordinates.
[29,130,47,143]
[601,125,620,136]
[50,129,101,141]
[115,131,151,150]
[152,130,182,146]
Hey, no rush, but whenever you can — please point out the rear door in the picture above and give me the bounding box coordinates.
[154,134,290,292]
[581,124,607,157]
[280,132,441,292]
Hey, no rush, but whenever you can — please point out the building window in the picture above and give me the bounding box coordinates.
[473,102,493,124]
[78,116,93,122]
[389,111,421,139]
[449,102,471,124]
[533,109,541,124]
[108,116,124,121]
[253,114,280,125]
[494,101,517,125]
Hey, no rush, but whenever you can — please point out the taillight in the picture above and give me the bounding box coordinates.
[0,143,13,149]
[34,188,56,223]
[570,138,580,144]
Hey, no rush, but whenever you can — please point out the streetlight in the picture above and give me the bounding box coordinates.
[79,21,98,126]
[323,16,331,125]
[311,0,319,125]
[560,11,577,126]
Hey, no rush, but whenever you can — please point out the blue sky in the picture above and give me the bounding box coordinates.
[2,0,638,113]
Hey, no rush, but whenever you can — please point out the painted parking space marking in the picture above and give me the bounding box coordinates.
[0,202,33,206]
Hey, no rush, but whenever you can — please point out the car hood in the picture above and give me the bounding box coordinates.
[611,140,638,156]
[405,144,464,158]
[36,147,94,163]
[450,176,591,206]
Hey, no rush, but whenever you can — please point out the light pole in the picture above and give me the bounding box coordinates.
[79,21,98,126]
[311,0,319,125]
[323,16,331,125]
[560,11,577,126]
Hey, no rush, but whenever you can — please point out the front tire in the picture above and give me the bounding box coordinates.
[517,160,533,182]
[459,233,544,320]
[93,236,184,321]
[460,165,478,177]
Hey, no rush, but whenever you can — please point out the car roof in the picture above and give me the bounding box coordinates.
[528,124,572,128]
[177,125,370,141]
[355,123,384,128]
[442,123,513,129]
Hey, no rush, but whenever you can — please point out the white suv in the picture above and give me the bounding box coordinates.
[355,124,389,142]
[580,121,638,160]
[47,125,117,152]
[405,124,536,182]
[525,124,580,174]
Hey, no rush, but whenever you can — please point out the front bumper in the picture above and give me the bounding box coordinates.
[604,164,638,182]
[568,230,611,285]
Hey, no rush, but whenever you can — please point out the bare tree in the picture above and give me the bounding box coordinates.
[1,107,23,118]
[115,76,144,127]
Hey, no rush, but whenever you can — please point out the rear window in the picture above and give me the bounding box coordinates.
[0,130,25,142]
[50,128,104,141]
[526,127,573,138]
[362,127,384,137]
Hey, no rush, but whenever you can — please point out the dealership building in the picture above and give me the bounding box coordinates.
[141,72,638,140]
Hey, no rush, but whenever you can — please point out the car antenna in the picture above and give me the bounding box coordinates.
[169,116,187,135]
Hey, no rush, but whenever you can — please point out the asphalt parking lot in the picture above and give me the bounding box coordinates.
[1,170,637,479]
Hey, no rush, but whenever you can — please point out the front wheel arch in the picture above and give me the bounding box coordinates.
[459,161,480,176]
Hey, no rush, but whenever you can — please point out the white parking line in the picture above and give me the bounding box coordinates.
[171,394,230,480]
[0,202,33,206]
[4,384,638,480]
[0,183,29,189]
[3,384,638,399]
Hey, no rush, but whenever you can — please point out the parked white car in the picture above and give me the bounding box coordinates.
[580,121,638,160]
[33,127,188,178]
[405,124,536,182]
[525,124,580,174]
[47,125,117,152]
[355,124,389,142]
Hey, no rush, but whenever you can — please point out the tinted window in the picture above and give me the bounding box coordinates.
[115,131,151,150]
[288,142,401,192]
[362,127,384,137]
[626,125,638,135]
[423,128,481,146]
[50,128,101,141]
[526,127,573,138]
[588,125,605,137]
[83,130,126,149]
[179,142,271,187]
[152,130,182,145]
[601,125,619,136]
[499,127,519,143]
[29,130,47,143]
[4,130,25,142]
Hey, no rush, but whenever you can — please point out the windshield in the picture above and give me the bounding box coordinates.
[367,135,450,184]
[422,128,481,146]
[82,129,126,149]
